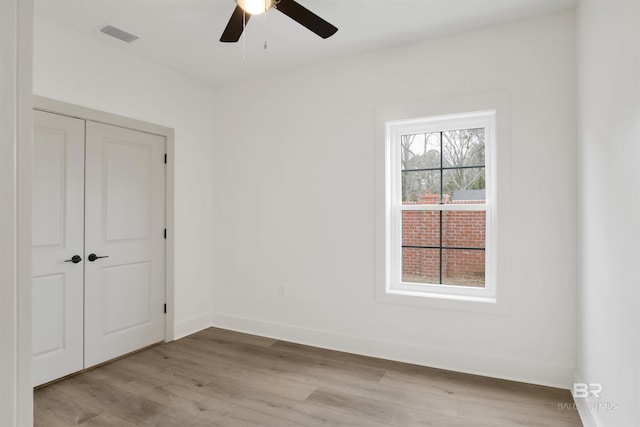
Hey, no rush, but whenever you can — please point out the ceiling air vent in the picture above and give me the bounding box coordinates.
[99,25,139,43]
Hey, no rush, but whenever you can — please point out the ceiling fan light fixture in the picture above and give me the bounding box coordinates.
[236,0,273,15]
[221,0,337,43]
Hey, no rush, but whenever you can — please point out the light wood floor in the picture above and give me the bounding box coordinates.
[35,327,583,426]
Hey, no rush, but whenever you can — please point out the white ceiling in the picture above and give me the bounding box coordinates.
[34,0,576,86]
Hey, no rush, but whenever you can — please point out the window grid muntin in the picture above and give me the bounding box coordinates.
[403,164,487,173]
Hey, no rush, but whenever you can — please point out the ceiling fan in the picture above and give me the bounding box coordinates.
[220,0,338,43]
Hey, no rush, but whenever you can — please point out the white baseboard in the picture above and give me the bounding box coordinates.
[210,312,574,389]
[174,312,214,340]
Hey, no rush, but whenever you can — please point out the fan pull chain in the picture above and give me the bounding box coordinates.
[264,0,268,50]
[242,10,247,62]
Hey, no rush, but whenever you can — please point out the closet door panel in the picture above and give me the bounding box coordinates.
[84,121,165,368]
[32,110,85,386]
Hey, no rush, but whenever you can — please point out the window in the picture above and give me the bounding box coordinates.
[385,111,496,302]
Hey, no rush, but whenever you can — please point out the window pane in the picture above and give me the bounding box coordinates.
[402,170,441,204]
[402,211,439,247]
[441,249,485,287]
[402,247,439,284]
[442,211,485,249]
[401,132,441,171]
[443,168,485,203]
[442,128,485,168]
[403,168,486,205]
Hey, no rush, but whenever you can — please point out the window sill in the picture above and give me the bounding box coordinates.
[377,286,508,315]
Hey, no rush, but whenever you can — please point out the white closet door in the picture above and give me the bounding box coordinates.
[84,121,165,368]
[32,111,85,386]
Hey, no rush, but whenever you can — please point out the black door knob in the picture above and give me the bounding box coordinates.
[64,255,82,264]
[88,253,109,262]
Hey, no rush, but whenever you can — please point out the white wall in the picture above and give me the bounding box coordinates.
[576,0,640,426]
[210,11,578,387]
[0,0,33,425]
[33,15,216,337]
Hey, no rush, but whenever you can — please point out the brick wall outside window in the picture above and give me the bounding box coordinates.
[402,192,485,286]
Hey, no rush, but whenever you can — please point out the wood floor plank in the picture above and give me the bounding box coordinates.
[308,372,461,419]
[306,388,473,427]
[179,332,387,386]
[380,369,579,422]
[382,367,570,403]
[158,383,305,427]
[57,375,182,425]
[265,334,577,421]
[455,399,581,427]
[34,383,101,426]
[35,327,583,427]
[134,341,318,401]
[90,359,301,427]
[175,374,391,427]
[78,413,139,427]
[78,367,219,425]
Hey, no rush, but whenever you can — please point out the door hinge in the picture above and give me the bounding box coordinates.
[164,228,167,239]
[164,303,167,314]
[164,153,167,164]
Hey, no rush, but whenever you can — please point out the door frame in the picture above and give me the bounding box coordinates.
[1,0,33,424]
[33,95,176,342]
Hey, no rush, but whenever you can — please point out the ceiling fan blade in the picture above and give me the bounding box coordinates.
[275,0,338,39]
[220,5,250,42]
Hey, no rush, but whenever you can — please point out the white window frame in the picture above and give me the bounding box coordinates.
[386,112,496,302]
[375,92,510,313]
